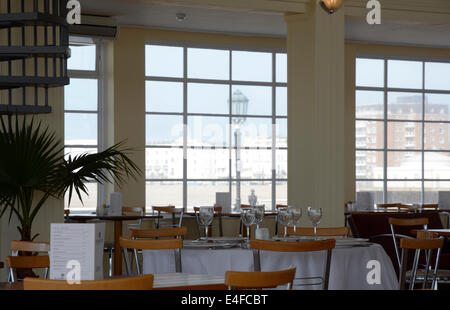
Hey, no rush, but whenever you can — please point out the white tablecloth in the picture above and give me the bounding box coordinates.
[142,243,398,290]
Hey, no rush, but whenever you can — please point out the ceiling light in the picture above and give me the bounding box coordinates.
[320,0,344,14]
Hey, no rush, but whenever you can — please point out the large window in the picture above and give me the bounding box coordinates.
[64,38,104,210]
[146,43,287,211]
[355,57,450,205]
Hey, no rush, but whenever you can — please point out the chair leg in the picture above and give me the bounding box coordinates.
[109,248,113,277]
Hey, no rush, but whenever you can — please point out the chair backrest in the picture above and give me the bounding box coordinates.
[193,206,223,238]
[6,256,50,282]
[153,206,184,228]
[130,227,187,239]
[225,266,296,290]
[249,239,336,290]
[123,206,145,229]
[274,204,289,235]
[23,274,154,290]
[10,240,50,254]
[286,226,350,237]
[120,237,183,274]
[388,217,429,269]
[8,240,51,282]
[398,237,444,290]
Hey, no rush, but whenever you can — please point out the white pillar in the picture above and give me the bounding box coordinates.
[285,1,345,227]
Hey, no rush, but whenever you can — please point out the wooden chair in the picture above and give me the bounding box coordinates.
[104,205,146,277]
[388,217,429,269]
[127,227,187,275]
[23,274,154,290]
[286,226,350,237]
[250,238,336,290]
[193,206,223,238]
[153,206,184,229]
[399,237,447,290]
[225,266,296,290]
[130,226,187,239]
[7,256,50,282]
[8,240,50,282]
[120,237,183,275]
[274,204,288,236]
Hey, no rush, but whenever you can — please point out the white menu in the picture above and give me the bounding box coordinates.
[109,192,123,216]
[216,192,231,213]
[50,223,105,281]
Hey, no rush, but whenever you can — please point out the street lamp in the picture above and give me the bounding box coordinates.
[230,89,249,212]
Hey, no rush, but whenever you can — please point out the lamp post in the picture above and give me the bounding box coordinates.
[230,89,249,212]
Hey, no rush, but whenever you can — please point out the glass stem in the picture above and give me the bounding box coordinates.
[294,225,296,234]
[247,226,250,240]
[313,225,317,240]
[284,225,287,238]
[205,226,209,241]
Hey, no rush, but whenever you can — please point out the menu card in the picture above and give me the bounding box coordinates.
[216,192,231,213]
[109,192,123,216]
[50,223,105,281]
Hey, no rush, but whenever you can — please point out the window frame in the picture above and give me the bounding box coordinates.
[355,54,450,204]
[65,37,107,211]
[145,40,288,211]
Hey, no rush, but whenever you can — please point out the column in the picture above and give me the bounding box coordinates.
[285,1,346,227]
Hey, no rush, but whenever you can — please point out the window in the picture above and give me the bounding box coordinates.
[356,57,450,205]
[145,43,287,210]
[64,38,104,211]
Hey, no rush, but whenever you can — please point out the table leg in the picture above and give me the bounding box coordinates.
[114,220,123,276]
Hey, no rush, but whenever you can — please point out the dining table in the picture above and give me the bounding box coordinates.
[142,237,399,290]
[0,273,226,290]
[67,213,160,276]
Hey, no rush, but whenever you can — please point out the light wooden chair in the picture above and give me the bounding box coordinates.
[193,206,223,238]
[105,205,146,277]
[286,226,350,237]
[388,217,429,269]
[250,238,336,290]
[225,266,296,290]
[130,226,187,239]
[274,204,288,236]
[6,256,50,282]
[399,237,447,290]
[153,206,184,229]
[120,237,183,275]
[8,240,50,282]
[23,274,154,290]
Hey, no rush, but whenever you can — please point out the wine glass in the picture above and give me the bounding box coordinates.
[307,206,323,240]
[287,206,302,235]
[240,208,256,241]
[277,209,292,239]
[253,205,265,229]
[198,207,214,241]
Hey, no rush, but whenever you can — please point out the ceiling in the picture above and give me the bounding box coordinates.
[79,0,450,48]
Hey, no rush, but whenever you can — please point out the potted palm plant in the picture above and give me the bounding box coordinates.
[0,114,141,242]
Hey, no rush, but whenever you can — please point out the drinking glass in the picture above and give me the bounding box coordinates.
[287,206,302,235]
[240,208,256,241]
[199,207,214,241]
[307,206,323,240]
[253,205,265,229]
[277,209,292,238]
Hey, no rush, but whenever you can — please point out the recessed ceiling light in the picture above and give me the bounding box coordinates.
[176,13,187,22]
